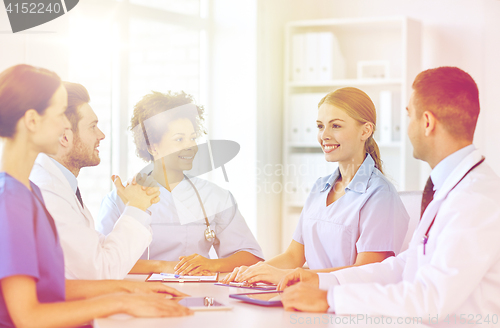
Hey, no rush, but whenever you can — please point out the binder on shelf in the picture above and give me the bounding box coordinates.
[289,94,305,143]
[379,90,392,143]
[285,154,303,205]
[285,153,338,207]
[304,33,319,81]
[392,92,402,142]
[291,33,305,81]
[318,32,346,80]
[289,93,323,144]
[313,153,338,180]
[302,93,324,145]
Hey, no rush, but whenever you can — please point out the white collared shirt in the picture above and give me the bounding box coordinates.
[430,144,475,192]
[97,174,264,261]
[318,150,500,326]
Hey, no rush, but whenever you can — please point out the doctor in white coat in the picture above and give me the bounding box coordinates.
[278,67,500,326]
[30,82,166,280]
[97,91,264,275]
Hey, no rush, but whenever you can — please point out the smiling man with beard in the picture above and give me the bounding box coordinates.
[29,81,170,280]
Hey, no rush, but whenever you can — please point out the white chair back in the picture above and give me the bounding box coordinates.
[398,191,422,253]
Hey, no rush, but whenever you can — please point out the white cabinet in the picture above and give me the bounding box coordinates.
[281,16,421,251]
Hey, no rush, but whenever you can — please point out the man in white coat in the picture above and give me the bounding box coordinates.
[278,67,500,326]
[30,82,172,280]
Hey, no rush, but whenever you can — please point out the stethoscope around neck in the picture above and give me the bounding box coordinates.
[183,174,216,242]
[147,169,216,243]
[139,120,215,245]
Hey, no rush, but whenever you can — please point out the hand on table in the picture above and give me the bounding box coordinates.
[174,253,217,276]
[116,292,193,317]
[277,268,319,291]
[124,281,189,297]
[281,282,329,313]
[220,262,291,285]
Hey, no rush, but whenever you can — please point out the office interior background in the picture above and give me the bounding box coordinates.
[1,0,499,259]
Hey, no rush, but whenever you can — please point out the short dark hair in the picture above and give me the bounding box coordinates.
[130,91,205,162]
[0,64,61,138]
[412,66,479,141]
[62,81,90,133]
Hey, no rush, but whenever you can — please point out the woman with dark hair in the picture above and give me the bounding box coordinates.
[0,65,191,328]
[222,87,409,285]
[97,91,264,275]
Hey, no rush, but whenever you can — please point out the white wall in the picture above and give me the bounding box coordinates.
[210,0,258,234]
[256,0,500,257]
[0,2,259,234]
[0,5,70,77]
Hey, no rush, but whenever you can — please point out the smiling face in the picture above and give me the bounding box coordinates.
[67,103,105,169]
[36,85,71,154]
[317,102,370,164]
[153,118,198,172]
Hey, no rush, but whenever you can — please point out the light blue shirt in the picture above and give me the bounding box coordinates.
[430,144,475,192]
[50,158,78,193]
[292,154,409,270]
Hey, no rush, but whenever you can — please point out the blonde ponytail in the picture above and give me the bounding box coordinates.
[319,87,384,174]
[365,136,383,174]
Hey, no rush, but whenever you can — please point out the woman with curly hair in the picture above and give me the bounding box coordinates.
[97,91,264,275]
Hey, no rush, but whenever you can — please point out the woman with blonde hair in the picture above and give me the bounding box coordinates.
[222,87,409,285]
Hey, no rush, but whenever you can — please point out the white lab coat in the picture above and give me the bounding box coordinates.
[319,150,500,326]
[29,154,153,280]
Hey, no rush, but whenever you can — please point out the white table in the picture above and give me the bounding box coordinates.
[94,274,428,328]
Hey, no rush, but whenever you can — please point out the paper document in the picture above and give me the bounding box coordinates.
[147,273,218,282]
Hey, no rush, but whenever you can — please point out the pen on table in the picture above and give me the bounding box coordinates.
[160,273,181,278]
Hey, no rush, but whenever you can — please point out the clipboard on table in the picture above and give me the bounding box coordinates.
[146,273,219,283]
[214,282,277,291]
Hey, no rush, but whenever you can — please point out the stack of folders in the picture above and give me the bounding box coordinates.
[291,32,346,82]
[289,93,325,145]
[285,154,338,206]
[377,90,401,144]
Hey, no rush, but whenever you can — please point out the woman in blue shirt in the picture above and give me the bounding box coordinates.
[222,87,409,285]
[0,64,191,328]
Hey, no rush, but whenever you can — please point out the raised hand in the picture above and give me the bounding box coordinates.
[112,175,160,211]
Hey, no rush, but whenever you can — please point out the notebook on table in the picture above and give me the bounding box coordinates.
[146,273,219,283]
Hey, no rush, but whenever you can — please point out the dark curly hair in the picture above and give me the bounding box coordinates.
[130,90,206,162]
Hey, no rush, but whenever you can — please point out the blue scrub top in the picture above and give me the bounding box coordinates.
[97,175,264,262]
[293,154,409,270]
[0,173,65,327]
